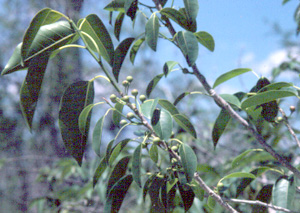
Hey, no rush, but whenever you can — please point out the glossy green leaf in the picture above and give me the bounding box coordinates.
[79,102,103,134]
[219,172,256,183]
[146,73,164,97]
[79,14,114,66]
[92,115,106,156]
[93,157,107,187]
[158,99,179,115]
[132,144,142,187]
[2,21,76,75]
[19,53,49,130]
[190,180,205,201]
[213,68,252,88]
[21,8,63,63]
[104,175,133,213]
[173,114,197,138]
[114,12,125,41]
[179,143,197,183]
[59,81,94,166]
[106,156,131,196]
[232,149,264,169]
[258,82,293,92]
[176,31,198,66]
[183,0,199,20]
[104,0,125,12]
[194,31,215,52]
[130,37,145,64]
[109,139,131,165]
[149,144,159,164]
[178,181,195,211]
[112,102,124,126]
[241,90,297,109]
[272,175,295,209]
[145,13,159,51]
[152,108,173,140]
[163,61,178,76]
[124,0,138,20]
[141,98,158,119]
[219,94,241,108]
[212,109,231,148]
[113,37,135,82]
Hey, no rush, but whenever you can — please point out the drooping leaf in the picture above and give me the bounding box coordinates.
[194,31,215,52]
[219,172,256,184]
[163,61,178,76]
[104,175,133,213]
[176,31,198,66]
[148,175,166,212]
[113,37,135,82]
[241,90,297,109]
[145,13,160,51]
[92,114,108,156]
[174,92,191,105]
[93,157,107,187]
[146,73,164,97]
[105,139,116,165]
[79,14,114,66]
[106,156,131,196]
[152,108,173,140]
[112,102,124,126]
[213,68,252,88]
[143,174,157,201]
[21,8,63,63]
[149,144,159,164]
[161,179,176,211]
[124,0,138,20]
[141,98,158,119]
[114,12,125,41]
[231,149,264,169]
[130,37,145,64]
[173,114,197,138]
[179,143,197,183]
[59,81,94,166]
[212,109,231,148]
[272,175,296,209]
[178,181,195,211]
[252,184,273,213]
[104,0,126,12]
[20,52,49,130]
[183,0,199,20]
[79,102,104,134]
[132,144,142,187]
[158,99,179,115]
[109,139,131,165]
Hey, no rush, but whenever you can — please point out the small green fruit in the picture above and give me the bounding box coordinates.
[171,158,178,164]
[152,137,161,144]
[126,76,133,83]
[122,80,129,87]
[139,95,146,103]
[122,95,130,103]
[277,117,283,122]
[110,94,117,103]
[127,112,135,119]
[120,119,128,126]
[290,106,296,113]
[171,145,178,151]
[131,89,138,96]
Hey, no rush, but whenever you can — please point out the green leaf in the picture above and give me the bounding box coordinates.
[19,53,49,130]
[21,8,63,63]
[173,114,197,138]
[104,175,133,213]
[241,90,297,109]
[219,172,256,183]
[112,102,124,126]
[232,149,264,169]
[152,108,173,140]
[132,144,142,187]
[79,14,114,66]
[109,139,131,165]
[79,103,103,134]
[114,12,125,41]
[163,61,178,76]
[190,180,205,201]
[183,0,199,20]
[145,13,160,51]
[272,175,295,209]
[59,81,94,166]
[207,196,216,209]
[105,139,116,165]
[143,174,157,201]
[219,94,241,108]
[178,181,195,211]
[179,143,197,183]
[213,68,252,89]
[2,21,76,75]
[92,115,107,156]
[141,98,159,119]
[167,178,178,193]
[106,156,131,196]
[212,109,231,148]
[146,74,164,97]
[148,176,166,212]
[252,185,273,213]
[158,99,179,115]
[124,0,138,20]
[258,82,293,92]
[194,31,215,52]
[93,157,107,187]
[174,92,191,105]
[149,144,159,164]
[130,37,145,64]
[104,0,126,12]
[113,37,135,82]
[176,31,198,66]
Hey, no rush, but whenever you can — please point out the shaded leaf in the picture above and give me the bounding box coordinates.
[143,174,157,201]
[141,98,158,119]
[258,82,293,92]
[93,157,107,187]
[132,144,142,187]
[105,139,116,165]
[158,99,180,115]
[219,172,256,184]
[213,68,252,88]
[161,179,176,211]
[59,81,94,166]
[179,143,197,183]
[145,13,160,51]
[163,61,178,76]
[104,0,126,12]
[149,176,166,212]
[207,196,216,209]
[113,37,135,82]
[152,108,173,140]
[252,184,273,213]
[106,156,131,196]
[112,102,124,126]
[190,179,205,201]
[104,175,133,213]
[183,0,199,20]
[174,92,191,105]
[79,102,103,134]
[261,101,278,122]
[130,37,145,64]
[176,31,198,66]
[212,109,231,148]
[109,139,131,165]
[178,181,195,211]
[149,144,158,164]
[220,94,241,108]
[194,31,215,52]
[114,12,125,41]
[92,115,107,156]
[232,149,264,169]
[272,175,295,209]
[173,114,197,138]
[125,0,138,20]
[146,73,164,97]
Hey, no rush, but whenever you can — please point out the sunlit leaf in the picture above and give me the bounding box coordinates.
[114,12,125,41]
[232,149,264,169]
[219,172,256,183]
[212,109,231,148]
[190,179,205,201]
[163,61,178,76]
[194,31,215,52]
[113,37,135,82]
[92,115,107,156]
[258,82,293,92]
[104,0,126,12]
[109,139,131,165]
[59,81,94,166]
[105,139,115,165]
[132,144,142,187]
[179,143,197,183]
[219,94,241,108]
[213,68,252,88]
[130,37,145,64]
[79,102,103,134]
[167,178,178,193]
[183,0,199,20]
[272,175,296,209]
[145,13,159,51]
[158,99,179,115]
[112,102,124,126]
[173,114,197,138]
[152,108,173,140]
[141,98,158,119]
[149,144,159,164]
[176,31,198,66]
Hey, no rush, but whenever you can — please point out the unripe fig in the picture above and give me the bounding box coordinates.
[139,95,146,103]
[110,94,117,103]
[127,112,135,119]
[126,76,133,83]
[131,89,138,96]
[120,119,128,126]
